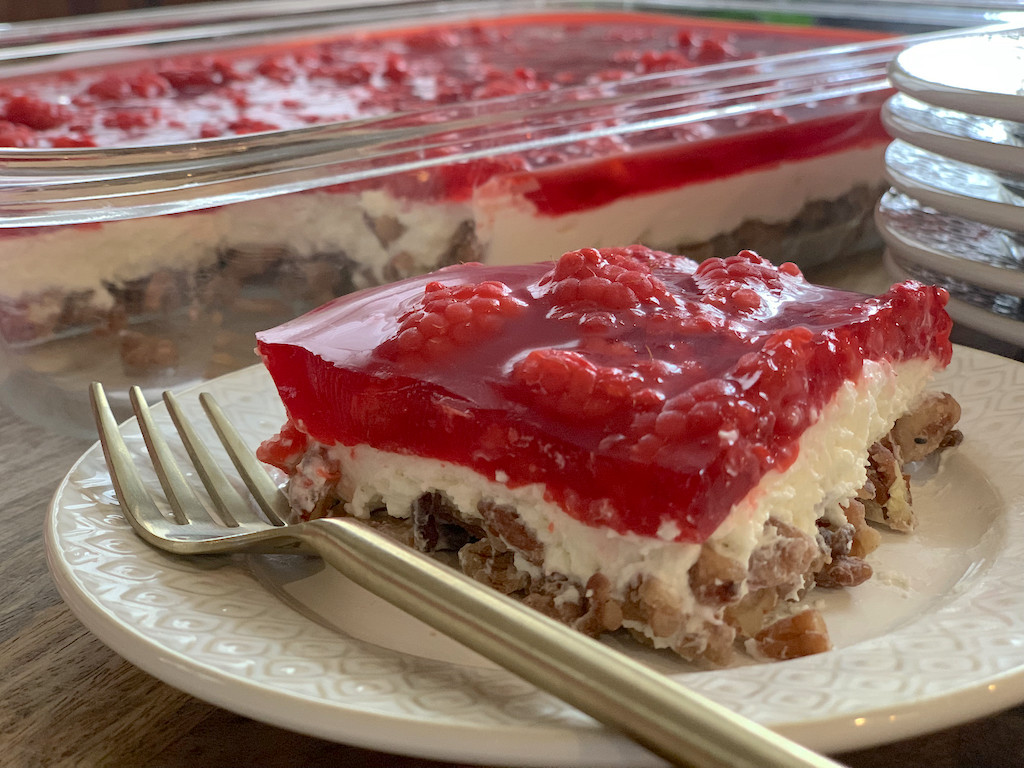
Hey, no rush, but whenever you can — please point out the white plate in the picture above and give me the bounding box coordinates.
[46,359,1024,765]
[883,93,1024,175]
[890,30,1024,124]
[884,249,1024,348]
[875,189,1024,297]
[884,140,1024,233]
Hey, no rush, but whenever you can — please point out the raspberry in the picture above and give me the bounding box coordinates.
[102,108,160,131]
[653,408,689,440]
[87,75,133,101]
[675,30,698,48]
[540,249,684,335]
[0,119,37,147]
[257,55,298,84]
[158,61,225,94]
[636,49,690,73]
[222,88,250,109]
[626,369,767,469]
[404,28,460,52]
[742,327,816,441]
[512,348,652,423]
[3,95,71,130]
[646,304,721,338]
[540,246,680,321]
[212,59,247,84]
[130,71,173,98]
[228,117,280,134]
[383,53,410,83]
[694,250,803,315]
[774,402,808,439]
[324,62,373,85]
[694,37,738,64]
[51,134,96,148]
[378,279,526,362]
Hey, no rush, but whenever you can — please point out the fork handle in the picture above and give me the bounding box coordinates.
[302,517,840,768]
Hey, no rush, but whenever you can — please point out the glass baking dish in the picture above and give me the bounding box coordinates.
[0,0,1018,434]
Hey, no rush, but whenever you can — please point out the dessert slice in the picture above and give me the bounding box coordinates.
[255,246,959,665]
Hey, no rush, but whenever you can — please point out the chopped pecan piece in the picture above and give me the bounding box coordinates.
[752,609,832,660]
[842,499,881,558]
[815,554,873,588]
[864,439,916,532]
[816,518,854,559]
[688,545,745,607]
[521,575,610,628]
[671,622,737,667]
[457,539,529,594]
[478,499,545,565]
[890,391,962,463]
[412,491,482,552]
[747,518,824,592]
[573,573,623,636]
[725,588,780,639]
[625,576,685,639]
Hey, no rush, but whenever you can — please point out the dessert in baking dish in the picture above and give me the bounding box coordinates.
[255,246,961,664]
[0,12,890,360]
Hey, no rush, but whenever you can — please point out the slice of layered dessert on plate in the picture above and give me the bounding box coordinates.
[255,246,961,665]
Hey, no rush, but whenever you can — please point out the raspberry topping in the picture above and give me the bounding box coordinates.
[257,246,953,543]
[3,95,71,131]
[0,15,890,228]
[540,245,681,312]
[378,279,527,362]
[511,348,665,424]
[0,16,748,148]
[694,249,802,314]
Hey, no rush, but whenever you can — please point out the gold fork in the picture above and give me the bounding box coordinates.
[89,381,843,768]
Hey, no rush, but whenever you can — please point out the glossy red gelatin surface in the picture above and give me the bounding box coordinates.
[257,247,952,543]
[0,13,889,216]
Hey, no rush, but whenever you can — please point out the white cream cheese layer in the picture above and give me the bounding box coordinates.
[285,353,940,647]
[2,191,473,298]
[3,145,882,301]
[710,355,939,560]
[475,145,885,264]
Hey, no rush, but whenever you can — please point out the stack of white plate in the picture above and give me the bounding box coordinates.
[877,29,1024,346]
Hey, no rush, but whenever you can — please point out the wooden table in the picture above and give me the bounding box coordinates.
[2,251,1023,768]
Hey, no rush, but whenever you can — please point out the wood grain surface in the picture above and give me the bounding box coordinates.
[2,251,1023,767]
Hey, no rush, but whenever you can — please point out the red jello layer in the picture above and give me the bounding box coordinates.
[256,247,952,543]
[0,13,887,215]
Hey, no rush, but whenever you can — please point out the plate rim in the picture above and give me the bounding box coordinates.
[890,31,1024,124]
[882,94,1024,176]
[875,190,1024,298]
[884,141,1024,235]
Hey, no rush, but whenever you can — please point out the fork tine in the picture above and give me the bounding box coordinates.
[200,392,289,526]
[163,390,267,529]
[130,386,216,526]
[89,382,174,536]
